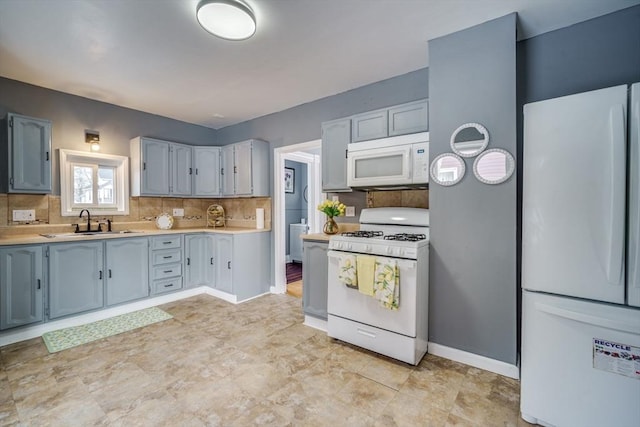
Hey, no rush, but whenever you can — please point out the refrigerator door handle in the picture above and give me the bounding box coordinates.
[631,99,640,290]
[535,301,640,334]
[605,104,626,286]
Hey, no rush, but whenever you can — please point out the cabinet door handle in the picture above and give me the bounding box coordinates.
[234,166,237,173]
[45,152,49,161]
[143,162,146,170]
[210,257,214,265]
[162,241,172,245]
[221,168,224,175]
[164,283,173,288]
[345,149,348,159]
[227,261,231,269]
[163,255,172,259]
[187,258,190,266]
[99,270,103,280]
[163,270,173,274]
[37,279,41,290]
[195,168,199,175]
[108,269,112,278]
[189,168,193,175]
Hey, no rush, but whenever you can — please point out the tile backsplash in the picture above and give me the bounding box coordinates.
[0,193,271,233]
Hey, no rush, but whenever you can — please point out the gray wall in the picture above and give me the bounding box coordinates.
[0,78,217,194]
[429,14,517,364]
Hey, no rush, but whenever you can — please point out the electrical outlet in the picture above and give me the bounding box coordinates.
[332,196,339,202]
[172,208,184,217]
[346,206,355,217]
[13,209,35,221]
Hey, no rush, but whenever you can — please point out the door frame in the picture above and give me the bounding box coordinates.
[272,140,322,294]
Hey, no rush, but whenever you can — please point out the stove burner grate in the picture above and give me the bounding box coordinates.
[341,230,384,238]
[384,233,427,242]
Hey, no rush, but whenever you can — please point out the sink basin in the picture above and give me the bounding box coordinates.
[40,230,143,238]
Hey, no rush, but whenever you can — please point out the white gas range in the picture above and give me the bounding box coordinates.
[327,207,429,365]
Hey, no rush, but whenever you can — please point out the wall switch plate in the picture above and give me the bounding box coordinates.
[346,206,355,217]
[172,208,184,217]
[13,209,35,221]
[332,196,339,202]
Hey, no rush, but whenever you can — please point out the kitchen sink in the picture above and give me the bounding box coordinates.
[40,230,143,238]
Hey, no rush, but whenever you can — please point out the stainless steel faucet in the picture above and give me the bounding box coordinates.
[78,209,91,232]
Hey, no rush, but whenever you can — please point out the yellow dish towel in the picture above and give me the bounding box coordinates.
[338,254,358,289]
[374,258,400,310]
[356,255,376,296]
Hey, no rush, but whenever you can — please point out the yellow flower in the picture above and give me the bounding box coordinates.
[317,200,346,217]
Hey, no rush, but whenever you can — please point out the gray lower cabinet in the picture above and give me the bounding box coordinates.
[1,113,52,194]
[185,234,215,288]
[105,238,149,306]
[0,245,44,330]
[321,118,351,192]
[48,241,104,319]
[214,232,270,300]
[302,239,329,320]
[149,235,183,295]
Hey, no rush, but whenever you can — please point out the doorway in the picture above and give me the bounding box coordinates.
[273,140,322,295]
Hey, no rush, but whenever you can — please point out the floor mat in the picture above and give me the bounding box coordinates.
[42,307,173,353]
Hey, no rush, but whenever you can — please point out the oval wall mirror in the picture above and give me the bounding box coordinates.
[473,148,515,185]
[430,153,466,186]
[450,122,489,157]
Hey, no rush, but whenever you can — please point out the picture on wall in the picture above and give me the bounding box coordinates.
[284,167,295,193]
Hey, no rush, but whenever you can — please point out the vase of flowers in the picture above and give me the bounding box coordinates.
[317,199,346,235]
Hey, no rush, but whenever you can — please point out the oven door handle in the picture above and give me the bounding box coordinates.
[327,250,417,269]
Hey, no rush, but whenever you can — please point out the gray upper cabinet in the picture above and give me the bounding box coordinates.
[220,139,269,197]
[193,147,221,197]
[321,118,351,192]
[105,238,149,306]
[351,109,388,142]
[185,234,215,288]
[131,137,170,196]
[388,100,429,136]
[221,145,235,196]
[0,245,44,330]
[170,143,193,196]
[302,239,329,320]
[1,113,52,194]
[49,241,104,319]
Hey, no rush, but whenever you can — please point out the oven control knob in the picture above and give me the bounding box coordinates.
[346,244,352,250]
[398,249,405,256]
[364,245,372,252]
[386,247,392,254]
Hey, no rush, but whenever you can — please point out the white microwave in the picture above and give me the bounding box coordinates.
[347,132,429,189]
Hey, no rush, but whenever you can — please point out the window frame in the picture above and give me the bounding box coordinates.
[59,149,129,216]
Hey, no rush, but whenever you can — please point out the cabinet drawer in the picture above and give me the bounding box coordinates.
[151,263,182,281]
[151,235,181,250]
[152,277,183,295]
[151,248,182,265]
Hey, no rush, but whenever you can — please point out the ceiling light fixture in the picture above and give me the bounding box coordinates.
[196,0,256,41]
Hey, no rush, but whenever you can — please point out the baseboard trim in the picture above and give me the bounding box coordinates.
[1,285,281,347]
[303,315,327,332]
[428,342,520,379]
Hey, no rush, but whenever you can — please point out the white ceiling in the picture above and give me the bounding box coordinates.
[1,0,638,129]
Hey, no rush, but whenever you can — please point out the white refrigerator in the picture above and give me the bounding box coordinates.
[521,83,640,427]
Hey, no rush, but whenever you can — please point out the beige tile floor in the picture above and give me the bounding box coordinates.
[0,294,532,426]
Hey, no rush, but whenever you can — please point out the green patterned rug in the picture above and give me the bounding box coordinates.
[42,307,173,353]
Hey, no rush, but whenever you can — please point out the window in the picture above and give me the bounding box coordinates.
[60,149,129,216]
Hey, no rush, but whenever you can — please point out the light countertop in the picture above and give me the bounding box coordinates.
[0,226,270,246]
